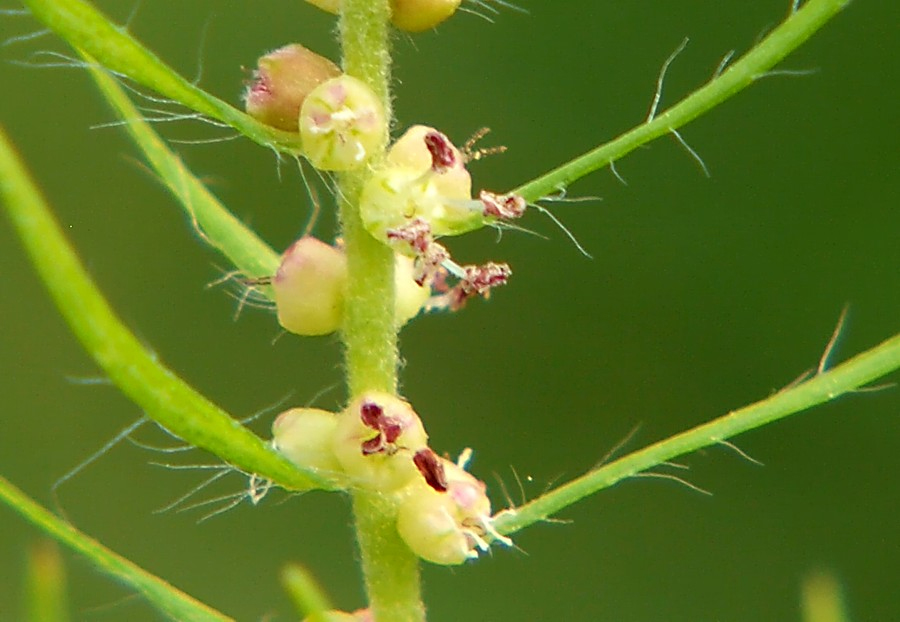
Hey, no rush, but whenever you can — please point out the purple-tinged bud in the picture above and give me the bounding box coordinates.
[272,237,347,336]
[397,454,510,565]
[333,392,429,491]
[479,190,526,220]
[391,0,462,32]
[413,448,448,492]
[427,261,512,311]
[299,76,385,171]
[244,44,341,132]
[423,130,457,173]
[360,125,480,242]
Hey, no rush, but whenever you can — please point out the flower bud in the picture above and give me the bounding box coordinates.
[244,44,341,132]
[396,455,500,565]
[360,126,480,245]
[300,76,385,171]
[333,392,428,491]
[271,407,343,477]
[272,236,347,336]
[302,0,460,33]
[391,0,462,32]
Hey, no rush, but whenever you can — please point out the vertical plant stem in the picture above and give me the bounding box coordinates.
[337,1,424,620]
[339,0,397,398]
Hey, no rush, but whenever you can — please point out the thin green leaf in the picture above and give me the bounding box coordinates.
[514,0,851,201]
[82,53,280,282]
[0,475,232,622]
[493,332,900,535]
[0,124,337,492]
[22,0,303,153]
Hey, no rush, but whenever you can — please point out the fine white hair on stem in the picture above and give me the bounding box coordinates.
[206,267,275,321]
[64,375,114,386]
[790,0,803,15]
[458,5,496,23]
[594,423,642,469]
[468,0,528,16]
[609,159,628,185]
[717,440,765,466]
[51,416,149,511]
[0,8,31,16]
[127,436,196,454]
[647,37,690,122]
[659,460,691,471]
[670,129,710,177]
[493,471,518,511]
[153,467,232,514]
[817,304,849,375]
[169,134,242,146]
[190,491,252,523]
[778,366,814,393]
[487,219,548,243]
[189,14,213,87]
[754,67,819,80]
[295,157,323,239]
[1,29,50,48]
[852,382,897,394]
[11,49,104,70]
[629,471,713,496]
[493,468,570,526]
[304,383,340,409]
[528,201,593,259]
[539,185,601,203]
[122,0,143,30]
[712,49,736,80]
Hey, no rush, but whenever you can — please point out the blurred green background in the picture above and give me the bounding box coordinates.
[1,1,898,620]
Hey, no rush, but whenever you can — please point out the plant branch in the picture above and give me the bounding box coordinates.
[493,331,900,535]
[514,0,851,202]
[22,0,303,152]
[82,53,281,284]
[337,1,423,620]
[0,475,232,622]
[0,124,335,492]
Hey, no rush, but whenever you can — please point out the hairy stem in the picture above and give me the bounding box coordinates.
[0,124,330,492]
[336,1,424,620]
[514,0,851,201]
[494,331,900,535]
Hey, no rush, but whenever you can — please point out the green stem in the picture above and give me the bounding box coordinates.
[0,475,232,622]
[337,1,423,620]
[514,0,851,201]
[493,331,900,535]
[0,124,331,492]
[22,0,303,152]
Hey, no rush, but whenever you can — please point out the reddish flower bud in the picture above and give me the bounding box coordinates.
[333,393,429,491]
[244,44,341,132]
[397,453,510,565]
